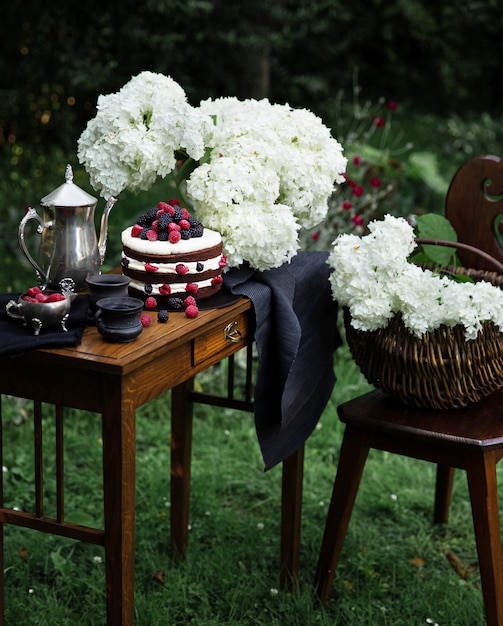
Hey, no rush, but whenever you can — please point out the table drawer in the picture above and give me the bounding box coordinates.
[192,310,251,366]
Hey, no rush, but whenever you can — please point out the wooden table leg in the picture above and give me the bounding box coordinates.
[102,383,136,626]
[170,378,194,558]
[280,444,304,591]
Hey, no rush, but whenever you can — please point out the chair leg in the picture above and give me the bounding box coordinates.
[280,444,304,591]
[170,378,194,558]
[315,425,369,605]
[466,450,503,626]
[433,464,455,524]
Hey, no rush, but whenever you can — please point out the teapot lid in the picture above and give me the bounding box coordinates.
[40,164,97,207]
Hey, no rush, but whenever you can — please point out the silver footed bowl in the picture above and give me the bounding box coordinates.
[6,291,76,336]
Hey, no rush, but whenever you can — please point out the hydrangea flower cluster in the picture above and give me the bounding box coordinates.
[328,214,503,340]
[187,97,347,270]
[77,72,213,199]
[77,73,347,271]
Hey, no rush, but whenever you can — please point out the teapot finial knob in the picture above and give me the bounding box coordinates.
[65,164,74,184]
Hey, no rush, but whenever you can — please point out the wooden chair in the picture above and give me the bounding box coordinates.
[315,155,503,625]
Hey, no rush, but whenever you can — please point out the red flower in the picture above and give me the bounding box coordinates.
[312,232,320,241]
[352,214,364,226]
[347,179,357,188]
[342,201,353,210]
[370,177,381,188]
[373,116,385,128]
[387,101,397,111]
[352,156,361,166]
[352,185,364,197]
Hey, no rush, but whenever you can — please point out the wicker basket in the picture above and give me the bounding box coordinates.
[344,245,503,410]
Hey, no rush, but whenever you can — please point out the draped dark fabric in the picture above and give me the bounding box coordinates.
[223,251,341,470]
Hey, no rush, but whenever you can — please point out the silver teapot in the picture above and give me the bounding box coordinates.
[18,164,117,292]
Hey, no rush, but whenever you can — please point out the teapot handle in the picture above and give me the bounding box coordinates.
[18,207,49,286]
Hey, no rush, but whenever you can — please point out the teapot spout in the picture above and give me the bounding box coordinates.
[97,197,118,265]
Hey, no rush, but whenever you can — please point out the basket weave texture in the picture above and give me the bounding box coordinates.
[344,266,503,410]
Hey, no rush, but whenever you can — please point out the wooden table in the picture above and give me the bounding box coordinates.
[0,296,304,625]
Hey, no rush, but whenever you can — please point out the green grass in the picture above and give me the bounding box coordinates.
[0,343,490,625]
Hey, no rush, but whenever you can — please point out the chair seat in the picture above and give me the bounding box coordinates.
[339,388,503,451]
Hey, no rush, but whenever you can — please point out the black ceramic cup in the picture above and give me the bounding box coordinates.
[94,296,144,343]
[86,274,131,313]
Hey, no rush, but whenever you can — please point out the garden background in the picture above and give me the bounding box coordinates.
[1,1,503,624]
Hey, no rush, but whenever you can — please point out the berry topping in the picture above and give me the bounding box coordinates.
[157,310,169,323]
[168,231,181,244]
[168,297,184,309]
[185,283,199,294]
[185,304,199,318]
[159,283,171,295]
[196,262,204,272]
[211,275,223,286]
[27,286,42,297]
[144,283,153,295]
[183,295,197,308]
[219,255,227,268]
[181,207,191,219]
[175,264,189,276]
[131,224,143,237]
[145,263,159,272]
[140,227,149,239]
[168,222,181,232]
[140,313,152,327]
[157,213,173,230]
[188,224,204,238]
[178,219,190,231]
[167,198,181,206]
[120,257,129,269]
[145,296,157,309]
[146,229,158,241]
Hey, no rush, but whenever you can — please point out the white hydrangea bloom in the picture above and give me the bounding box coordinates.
[77,71,213,198]
[188,155,298,270]
[328,214,503,340]
[187,97,346,269]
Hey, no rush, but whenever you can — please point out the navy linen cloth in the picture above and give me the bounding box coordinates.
[223,251,341,470]
[0,293,89,356]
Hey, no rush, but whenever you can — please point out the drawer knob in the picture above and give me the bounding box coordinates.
[224,321,243,343]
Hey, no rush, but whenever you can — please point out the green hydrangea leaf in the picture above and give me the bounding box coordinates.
[416,213,458,266]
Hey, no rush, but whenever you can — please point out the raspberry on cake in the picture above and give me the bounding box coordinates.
[121,203,226,307]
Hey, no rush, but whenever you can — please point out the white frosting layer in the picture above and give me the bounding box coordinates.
[121,226,222,255]
[128,277,216,296]
[122,254,222,275]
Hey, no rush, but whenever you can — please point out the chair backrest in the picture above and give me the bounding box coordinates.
[445,154,503,270]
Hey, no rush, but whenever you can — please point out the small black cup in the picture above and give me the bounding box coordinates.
[94,296,144,343]
[86,274,131,313]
